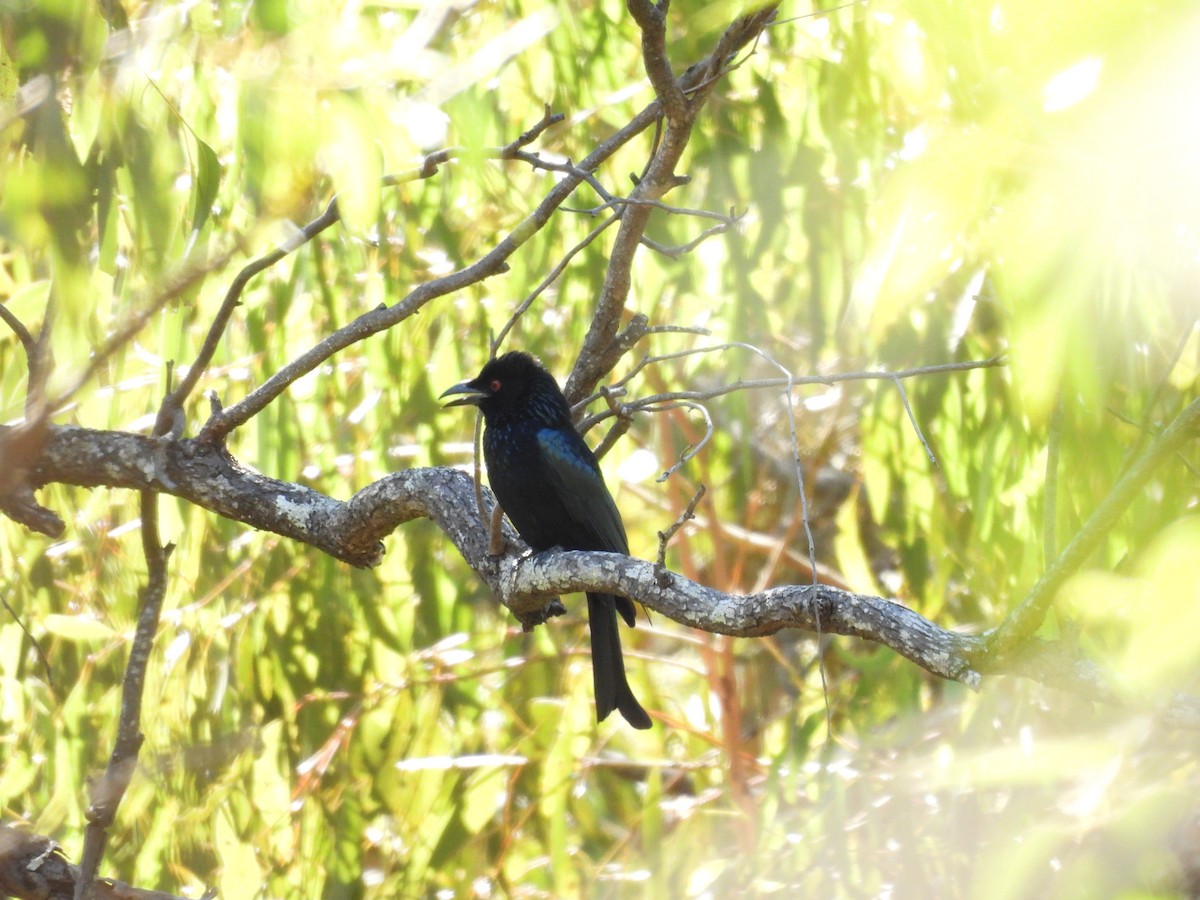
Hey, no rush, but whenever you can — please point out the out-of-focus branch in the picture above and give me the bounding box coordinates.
[1,249,232,537]
[982,396,1200,659]
[0,423,60,536]
[0,303,37,359]
[74,487,173,899]
[47,248,237,414]
[0,297,57,534]
[0,316,57,646]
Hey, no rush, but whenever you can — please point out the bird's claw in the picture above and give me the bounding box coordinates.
[516,598,567,632]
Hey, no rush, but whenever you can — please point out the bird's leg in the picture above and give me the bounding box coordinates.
[488,504,507,556]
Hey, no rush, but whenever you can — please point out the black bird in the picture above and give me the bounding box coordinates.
[441,351,652,729]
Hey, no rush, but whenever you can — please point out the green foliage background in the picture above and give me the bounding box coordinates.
[2,0,1199,897]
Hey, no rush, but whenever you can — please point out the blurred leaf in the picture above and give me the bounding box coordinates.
[216,805,264,899]
[190,135,221,238]
[42,613,116,642]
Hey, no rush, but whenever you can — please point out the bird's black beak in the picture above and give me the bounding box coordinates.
[439,381,487,408]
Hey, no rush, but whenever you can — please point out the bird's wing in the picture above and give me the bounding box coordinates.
[535,426,629,555]
[537,426,640,631]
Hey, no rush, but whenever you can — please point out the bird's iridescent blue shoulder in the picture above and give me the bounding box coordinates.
[534,423,627,552]
[536,424,602,476]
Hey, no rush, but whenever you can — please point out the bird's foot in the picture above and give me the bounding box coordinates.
[515,598,567,632]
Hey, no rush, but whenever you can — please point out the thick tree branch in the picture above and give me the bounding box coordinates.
[627,1,687,124]
[33,425,391,566]
[505,547,982,686]
[31,426,977,682]
[30,421,1200,726]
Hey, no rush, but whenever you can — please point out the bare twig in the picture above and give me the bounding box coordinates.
[565,198,741,260]
[640,215,739,259]
[574,354,1007,428]
[656,483,706,576]
[499,103,566,155]
[590,385,635,461]
[162,212,337,432]
[652,400,715,481]
[507,149,617,206]
[573,195,739,223]
[643,324,713,337]
[491,211,623,357]
[1044,393,1063,565]
[890,373,937,467]
[511,151,721,260]
[0,587,53,691]
[1127,317,1199,469]
[1106,406,1200,479]
[769,0,866,29]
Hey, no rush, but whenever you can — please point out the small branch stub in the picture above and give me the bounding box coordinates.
[656,484,705,586]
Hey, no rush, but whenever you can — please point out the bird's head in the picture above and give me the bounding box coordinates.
[440,351,569,422]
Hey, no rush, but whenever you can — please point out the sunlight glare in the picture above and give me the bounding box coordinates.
[1043,57,1103,112]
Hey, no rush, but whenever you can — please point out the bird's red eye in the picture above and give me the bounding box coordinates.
[490,379,502,392]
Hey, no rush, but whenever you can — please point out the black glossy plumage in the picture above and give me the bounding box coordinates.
[441,351,652,729]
